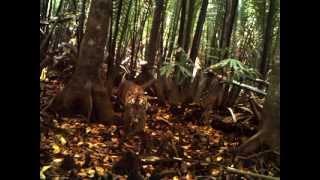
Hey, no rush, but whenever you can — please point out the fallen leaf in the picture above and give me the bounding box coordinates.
[78,171,87,177]
[95,166,105,176]
[186,172,193,180]
[52,158,64,167]
[211,168,220,176]
[58,135,67,145]
[181,145,191,149]
[111,138,118,143]
[52,144,61,154]
[87,168,95,178]
[40,165,51,180]
[86,127,91,133]
[216,156,223,162]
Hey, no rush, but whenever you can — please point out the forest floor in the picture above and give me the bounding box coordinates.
[40,78,280,180]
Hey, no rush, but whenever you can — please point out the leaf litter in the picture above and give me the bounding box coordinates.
[40,78,279,179]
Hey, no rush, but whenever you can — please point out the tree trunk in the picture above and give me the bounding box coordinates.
[183,0,196,52]
[219,0,238,59]
[143,0,164,79]
[259,0,276,80]
[116,0,133,66]
[107,0,123,76]
[189,0,208,63]
[166,0,181,61]
[208,0,224,64]
[238,52,280,154]
[49,0,114,123]
[77,0,88,53]
[129,0,139,78]
[159,0,168,66]
[177,0,187,49]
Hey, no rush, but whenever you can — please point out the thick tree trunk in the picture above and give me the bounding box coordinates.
[238,53,280,154]
[219,0,238,59]
[49,0,114,123]
[259,0,276,80]
[189,0,208,63]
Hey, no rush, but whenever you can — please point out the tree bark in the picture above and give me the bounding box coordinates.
[159,0,168,66]
[177,0,187,49]
[238,51,280,154]
[116,0,133,66]
[77,0,88,53]
[143,0,164,79]
[219,0,238,59]
[189,0,208,63]
[183,0,196,52]
[208,0,224,64]
[259,0,276,80]
[166,0,181,61]
[107,0,123,76]
[49,0,114,123]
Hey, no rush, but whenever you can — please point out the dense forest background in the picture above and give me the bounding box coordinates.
[40,0,280,179]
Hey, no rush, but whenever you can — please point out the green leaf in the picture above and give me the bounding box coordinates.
[178,65,192,77]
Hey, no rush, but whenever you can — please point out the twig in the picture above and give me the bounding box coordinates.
[227,107,237,123]
[40,28,45,35]
[157,117,173,126]
[225,167,280,180]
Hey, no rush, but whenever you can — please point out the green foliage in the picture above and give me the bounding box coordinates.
[160,62,175,77]
[160,47,193,84]
[209,58,259,80]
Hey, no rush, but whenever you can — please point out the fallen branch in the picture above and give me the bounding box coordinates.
[223,80,267,96]
[225,167,280,180]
